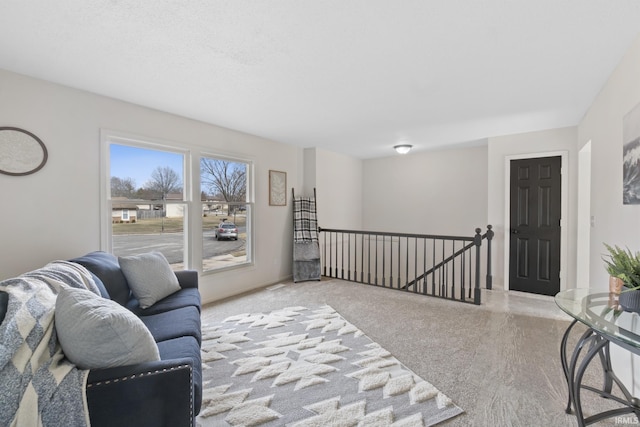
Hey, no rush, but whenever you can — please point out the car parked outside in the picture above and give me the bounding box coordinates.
[215,222,238,240]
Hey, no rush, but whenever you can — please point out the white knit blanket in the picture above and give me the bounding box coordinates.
[0,261,99,427]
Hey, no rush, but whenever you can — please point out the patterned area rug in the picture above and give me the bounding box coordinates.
[197,305,463,427]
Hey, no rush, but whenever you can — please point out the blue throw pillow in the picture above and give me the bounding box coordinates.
[69,252,131,305]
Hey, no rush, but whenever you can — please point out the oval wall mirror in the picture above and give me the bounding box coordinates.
[0,127,48,176]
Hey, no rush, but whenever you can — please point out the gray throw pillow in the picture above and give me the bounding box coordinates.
[55,286,160,369]
[118,252,181,309]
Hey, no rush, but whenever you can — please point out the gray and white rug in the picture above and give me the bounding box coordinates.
[197,305,463,426]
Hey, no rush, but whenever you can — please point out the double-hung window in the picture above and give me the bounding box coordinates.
[200,155,252,272]
[102,131,253,273]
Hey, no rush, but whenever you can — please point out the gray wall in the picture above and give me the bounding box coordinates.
[362,144,488,236]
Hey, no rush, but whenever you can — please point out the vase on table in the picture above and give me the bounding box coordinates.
[609,276,624,295]
[618,289,640,313]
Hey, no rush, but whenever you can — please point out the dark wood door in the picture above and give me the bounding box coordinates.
[509,156,561,296]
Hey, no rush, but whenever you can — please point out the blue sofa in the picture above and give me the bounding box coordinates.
[69,251,203,427]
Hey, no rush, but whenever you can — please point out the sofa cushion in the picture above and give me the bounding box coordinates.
[70,252,131,306]
[157,336,203,415]
[55,286,160,369]
[140,305,202,344]
[0,291,7,324]
[87,271,110,299]
[118,252,181,309]
[126,287,201,316]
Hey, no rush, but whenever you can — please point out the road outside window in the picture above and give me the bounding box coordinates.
[106,139,253,273]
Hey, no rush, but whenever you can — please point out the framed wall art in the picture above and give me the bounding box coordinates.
[623,102,640,204]
[0,127,48,176]
[269,170,287,206]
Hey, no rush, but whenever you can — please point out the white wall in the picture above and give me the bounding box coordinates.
[576,141,592,289]
[362,145,488,236]
[487,126,578,291]
[304,147,363,231]
[0,69,300,303]
[573,34,640,398]
[579,34,640,291]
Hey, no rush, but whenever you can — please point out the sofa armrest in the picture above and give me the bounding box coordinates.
[0,291,8,324]
[86,358,194,427]
[175,270,198,289]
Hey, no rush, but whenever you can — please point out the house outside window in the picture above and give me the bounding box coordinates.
[101,131,253,273]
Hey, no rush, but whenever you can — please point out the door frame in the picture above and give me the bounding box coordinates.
[576,141,591,289]
[503,150,569,293]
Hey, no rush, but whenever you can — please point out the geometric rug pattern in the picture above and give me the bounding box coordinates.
[197,305,463,426]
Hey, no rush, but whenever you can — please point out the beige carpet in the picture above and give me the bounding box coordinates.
[200,278,632,427]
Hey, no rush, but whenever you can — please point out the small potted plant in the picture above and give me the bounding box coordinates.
[603,243,640,312]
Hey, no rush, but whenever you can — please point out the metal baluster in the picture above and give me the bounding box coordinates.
[451,240,456,300]
[461,247,466,301]
[375,235,379,285]
[322,230,327,276]
[401,236,406,290]
[361,234,365,283]
[431,239,436,296]
[441,240,445,297]
[329,232,333,277]
[398,236,402,289]
[468,247,472,300]
[382,236,387,286]
[347,233,351,281]
[423,238,427,294]
[389,235,393,288]
[340,231,344,279]
[413,238,418,293]
[486,225,494,290]
[368,235,372,284]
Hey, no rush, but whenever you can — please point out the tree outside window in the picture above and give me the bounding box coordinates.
[200,157,251,272]
[108,143,185,269]
[104,137,253,273]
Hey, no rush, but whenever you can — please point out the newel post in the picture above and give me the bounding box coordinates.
[473,228,482,305]
[486,225,494,290]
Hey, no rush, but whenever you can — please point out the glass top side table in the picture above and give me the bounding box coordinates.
[555,288,640,426]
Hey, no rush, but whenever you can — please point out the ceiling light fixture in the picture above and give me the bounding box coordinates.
[394,144,412,154]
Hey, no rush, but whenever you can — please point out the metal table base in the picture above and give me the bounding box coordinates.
[560,318,640,426]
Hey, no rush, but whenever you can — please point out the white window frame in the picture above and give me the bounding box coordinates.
[199,152,254,273]
[100,129,255,274]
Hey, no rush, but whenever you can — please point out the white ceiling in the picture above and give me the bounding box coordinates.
[1,1,640,159]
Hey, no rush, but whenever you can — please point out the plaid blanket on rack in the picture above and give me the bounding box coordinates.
[0,261,98,427]
[293,197,318,242]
